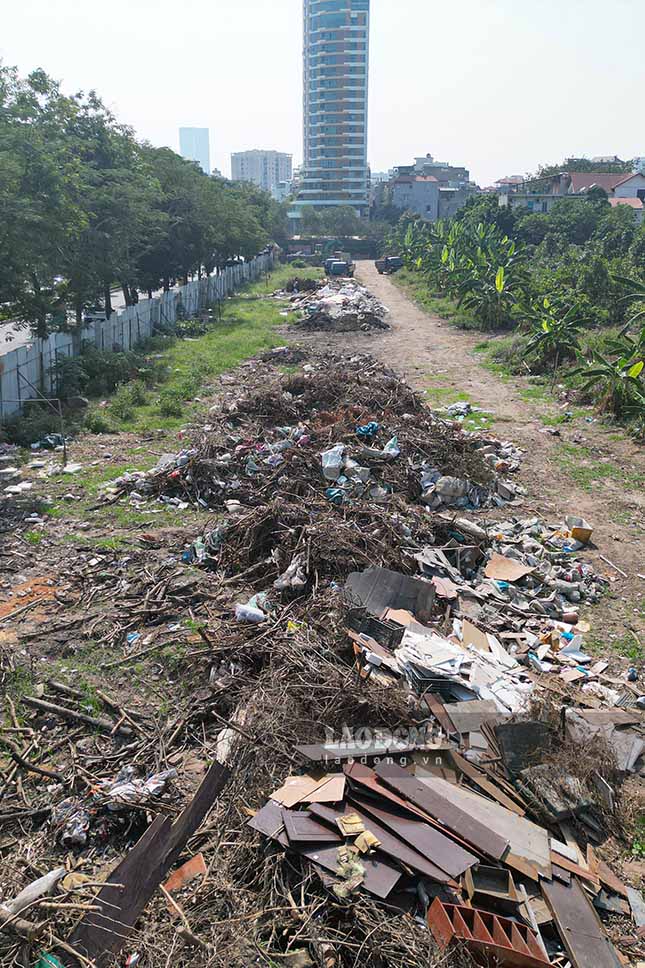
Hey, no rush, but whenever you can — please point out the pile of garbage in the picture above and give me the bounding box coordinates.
[284,276,320,294]
[52,766,177,847]
[106,354,523,523]
[287,279,390,332]
[3,351,644,968]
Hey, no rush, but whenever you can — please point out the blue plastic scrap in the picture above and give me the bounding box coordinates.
[356,421,379,438]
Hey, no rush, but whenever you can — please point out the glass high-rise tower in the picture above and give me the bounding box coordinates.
[179,128,211,175]
[299,0,370,217]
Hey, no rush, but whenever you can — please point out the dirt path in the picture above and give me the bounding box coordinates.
[294,261,645,648]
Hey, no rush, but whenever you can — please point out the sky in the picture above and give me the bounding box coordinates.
[2,0,644,187]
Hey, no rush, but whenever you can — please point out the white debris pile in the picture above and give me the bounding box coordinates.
[290,279,390,332]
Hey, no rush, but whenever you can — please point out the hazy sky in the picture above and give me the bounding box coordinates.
[2,0,643,186]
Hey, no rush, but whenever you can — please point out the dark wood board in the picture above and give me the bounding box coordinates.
[344,761,483,858]
[66,761,231,967]
[282,808,342,844]
[67,816,174,966]
[542,876,623,968]
[309,800,456,884]
[374,760,508,860]
[348,793,477,880]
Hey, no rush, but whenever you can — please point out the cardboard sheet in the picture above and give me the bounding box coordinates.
[462,619,491,653]
[484,554,535,583]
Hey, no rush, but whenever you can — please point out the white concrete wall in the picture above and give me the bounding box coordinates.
[392,181,439,220]
[0,252,274,419]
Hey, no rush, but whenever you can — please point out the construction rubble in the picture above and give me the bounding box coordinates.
[282,279,390,332]
[1,352,644,968]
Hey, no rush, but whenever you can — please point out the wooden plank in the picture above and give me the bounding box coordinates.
[270,773,346,808]
[248,798,401,900]
[297,739,419,764]
[68,761,231,968]
[282,809,342,844]
[542,877,623,968]
[477,758,529,804]
[309,801,457,884]
[344,762,484,858]
[68,816,174,966]
[577,709,642,727]
[552,864,572,885]
[587,846,628,899]
[404,771,552,880]
[444,700,506,735]
[549,852,600,890]
[297,842,402,899]
[347,793,476,879]
[373,761,508,861]
[423,694,456,737]
[163,760,231,868]
[451,750,525,816]
[248,799,285,840]
[344,762,433,821]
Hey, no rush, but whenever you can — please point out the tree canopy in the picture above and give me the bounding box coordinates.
[0,64,286,337]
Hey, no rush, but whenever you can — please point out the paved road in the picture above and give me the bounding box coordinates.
[0,322,33,356]
[0,289,130,360]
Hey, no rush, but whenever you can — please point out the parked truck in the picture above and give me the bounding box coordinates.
[375,256,404,275]
[324,253,355,278]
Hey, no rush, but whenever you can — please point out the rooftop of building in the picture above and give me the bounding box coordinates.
[567,171,632,193]
[392,174,438,185]
[608,196,644,210]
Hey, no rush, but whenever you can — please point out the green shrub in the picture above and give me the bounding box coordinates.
[108,385,138,422]
[80,345,146,396]
[50,355,89,398]
[157,389,185,417]
[484,333,531,374]
[84,410,115,435]
[128,381,148,406]
[1,405,75,447]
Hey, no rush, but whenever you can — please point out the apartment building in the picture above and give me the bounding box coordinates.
[296,0,370,218]
[231,150,293,198]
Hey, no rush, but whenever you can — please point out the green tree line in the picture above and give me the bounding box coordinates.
[0,64,288,339]
[389,192,645,422]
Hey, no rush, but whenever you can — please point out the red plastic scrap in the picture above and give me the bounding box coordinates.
[427,899,549,968]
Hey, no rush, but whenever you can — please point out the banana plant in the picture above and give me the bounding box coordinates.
[613,274,645,326]
[572,351,645,418]
[522,297,586,386]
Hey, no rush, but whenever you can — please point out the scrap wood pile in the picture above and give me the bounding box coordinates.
[282,280,391,332]
[1,351,644,968]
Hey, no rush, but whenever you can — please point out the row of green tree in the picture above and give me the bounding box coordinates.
[389,193,645,421]
[297,203,390,245]
[0,65,289,338]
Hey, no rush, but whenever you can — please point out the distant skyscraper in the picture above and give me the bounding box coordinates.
[231,150,293,197]
[179,128,211,174]
[297,0,370,217]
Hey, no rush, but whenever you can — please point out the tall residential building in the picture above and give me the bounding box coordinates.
[298,0,370,217]
[231,150,293,198]
[179,128,211,174]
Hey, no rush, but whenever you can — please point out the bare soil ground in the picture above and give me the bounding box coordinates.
[1,267,645,967]
[290,260,645,654]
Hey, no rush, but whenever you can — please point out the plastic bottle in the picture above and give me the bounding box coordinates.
[235,604,266,624]
[321,444,345,481]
